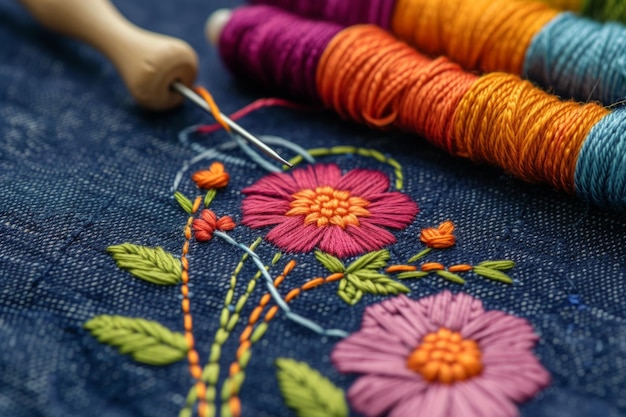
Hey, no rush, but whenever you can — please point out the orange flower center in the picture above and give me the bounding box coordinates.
[407,328,483,384]
[286,186,370,228]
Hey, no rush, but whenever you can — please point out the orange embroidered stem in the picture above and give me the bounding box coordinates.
[387,265,418,273]
[449,264,473,273]
[180,196,208,417]
[227,268,341,417]
[421,262,446,272]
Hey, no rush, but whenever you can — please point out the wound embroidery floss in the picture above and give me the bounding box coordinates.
[249,0,626,105]
[215,6,626,210]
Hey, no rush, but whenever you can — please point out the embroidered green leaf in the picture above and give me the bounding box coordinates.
[473,266,514,284]
[107,243,181,285]
[84,315,188,365]
[407,248,432,263]
[174,191,193,213]
[477,260,516,270]
[315,251,345,273]
[204,188,217,207]
[337,279,363,305]
[397,271,429,279]
[344,271,409,299]
[275,358,348,417]
[345,250,390,273]
[435,270,466,284]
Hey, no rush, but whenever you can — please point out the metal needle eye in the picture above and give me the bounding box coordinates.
[172,81,293,168]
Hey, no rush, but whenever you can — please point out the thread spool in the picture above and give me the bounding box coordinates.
[208,5,626,210]
[249,0,626,106]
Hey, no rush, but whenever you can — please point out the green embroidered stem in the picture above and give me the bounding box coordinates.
[275,358,348,417]
[107,243,182,285]
[204,188,217,207]
[179,238,273,417]
[435,270,466,284]
[174,191,194,213]
[84,315,188,365]
[286,146,404,190]
[316,249,408,304]
[407,248,432,263]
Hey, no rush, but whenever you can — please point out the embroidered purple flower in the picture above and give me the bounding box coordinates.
[241,163,418,258]
[331,291,550,417]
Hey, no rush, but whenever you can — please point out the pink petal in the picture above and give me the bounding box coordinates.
[241,195,291,216]
[468,378,521,417]
[242,171,299,197]
[290,164,340,190]
[266,220,324,253]
[366,192,419,228]
[310,163,342,186]
[448,384,486,417]
[317,226,367,258]
[241,214,291,228]
[336,169,390,199]
[345,222,397,252]
[333,331,410,361]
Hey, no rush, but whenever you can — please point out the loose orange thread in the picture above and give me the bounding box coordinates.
[407,327,483,384]
[180,195,208,417]
[194,86,231,132]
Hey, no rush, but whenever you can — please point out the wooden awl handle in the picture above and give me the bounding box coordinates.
[19,0,198,110]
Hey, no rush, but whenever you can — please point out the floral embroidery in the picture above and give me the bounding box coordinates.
[192,161,230,189]
[420,220,455,249]
[331,291,550,417]
[241,163,418,258]
[192,209,235,242]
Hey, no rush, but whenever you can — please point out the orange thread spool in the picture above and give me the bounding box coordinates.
[391,0,558,74]
[452,73,608,192]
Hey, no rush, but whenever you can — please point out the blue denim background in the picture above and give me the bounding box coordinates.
[1,1,625,417]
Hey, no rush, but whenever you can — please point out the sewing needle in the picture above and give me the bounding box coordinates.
[172,82,293,168]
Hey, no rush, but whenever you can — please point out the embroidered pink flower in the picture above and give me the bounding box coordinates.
[193,209,235,241]
[331,292,550,417]
[241,164,418,258]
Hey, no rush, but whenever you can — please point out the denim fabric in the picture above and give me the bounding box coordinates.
[1,1,625,417]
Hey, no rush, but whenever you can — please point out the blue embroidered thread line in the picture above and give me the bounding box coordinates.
[214,231,349,338]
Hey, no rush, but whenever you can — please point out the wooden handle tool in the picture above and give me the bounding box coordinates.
[18,0,292,166]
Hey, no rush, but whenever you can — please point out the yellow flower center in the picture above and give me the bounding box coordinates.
[407,328,483,384]
[286,186,370,228]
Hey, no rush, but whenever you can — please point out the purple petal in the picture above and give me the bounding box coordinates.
[441,292,484,330]
[348,375,426,417]
[418,384,452,417]
[336,169,390,199]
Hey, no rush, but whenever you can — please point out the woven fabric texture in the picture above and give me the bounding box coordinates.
[0,1,625,417]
